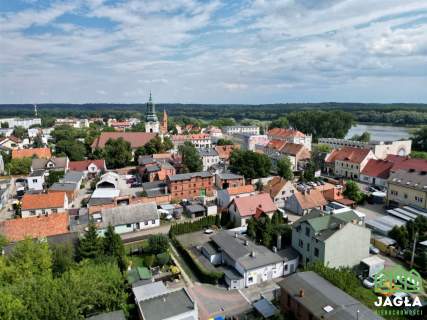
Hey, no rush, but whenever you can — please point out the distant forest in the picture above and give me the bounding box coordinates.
[1,102,427,125]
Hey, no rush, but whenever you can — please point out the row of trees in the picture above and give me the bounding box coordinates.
[169,215,220,237]
[0,223,128,319]
[229,149,271,180]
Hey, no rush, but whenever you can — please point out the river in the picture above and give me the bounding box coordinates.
[345,123,413,141]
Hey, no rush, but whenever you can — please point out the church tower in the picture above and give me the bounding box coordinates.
[161,109,168,134]
[145,92,160,133]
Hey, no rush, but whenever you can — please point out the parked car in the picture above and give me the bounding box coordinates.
[204,228,214,234]
[370,245,380,255]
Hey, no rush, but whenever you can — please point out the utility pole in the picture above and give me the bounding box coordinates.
[410,231,418,269]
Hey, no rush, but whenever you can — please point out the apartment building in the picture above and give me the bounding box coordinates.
[387,169,427,209]
[167,172,213,200]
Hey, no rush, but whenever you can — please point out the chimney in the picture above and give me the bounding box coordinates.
[299,289,304,298]
[251,250,256,257]
[245,240,249,246]
[272,246,277,253]
[235,232,238,238]
[339,223,343,229]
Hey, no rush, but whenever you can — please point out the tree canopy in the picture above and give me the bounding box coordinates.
[178,141,202,172]
[276,157,294,180]
[268,116,289,130]
[229,149,271,180]
[412,126,427,152]
[104,138,132,169]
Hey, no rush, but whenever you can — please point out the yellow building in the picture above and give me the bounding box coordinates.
[387,169,427,209]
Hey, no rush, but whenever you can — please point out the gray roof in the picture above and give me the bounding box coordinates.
[168,171,212,182]
[185,203,205,213]
[86,310,126,320]
[253,298,278,318]
[278,272,383,320]
[217,172,243,180]
[138,288,195,320]
[146,165,161,173]
[133,281,168,302]
[202,242,219,256]
[100,202,159,228]
[141,181,168,197]
[31,157,68,170]
[138,155,156,165]
[198,148,219,157]
[29,169,45,177]
[63,170,84,183]
[211,231,283,271]
[88,198,114,206]
[49,182,77,192]
[389,169,427,190]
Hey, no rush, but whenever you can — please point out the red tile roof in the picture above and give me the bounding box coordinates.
[21,192,67,211]
[69,159,106,172]
[215,145,239,160]
[227,184,255,195]
[294,189,327,209]
[0,213,69,242]
[12,147,52,159]
[361,159,394,179]
[386,155,427,172]
[264,177,289,198]
[268,128,305,138]
[91,132,156,149]
[267,140,287,151]
[325,147,372,164]
[230,193,277,217]
[281,143,310,158]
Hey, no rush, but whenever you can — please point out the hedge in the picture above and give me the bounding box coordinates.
[169,215,219,237]
[172,237,223,284]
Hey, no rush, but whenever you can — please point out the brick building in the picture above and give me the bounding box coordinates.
[167,172,213,200]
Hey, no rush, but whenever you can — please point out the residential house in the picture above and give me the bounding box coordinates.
[203,231,297,289]
[96,172,126,190]
[360,159,395,187]
[12,147,51,159]
[215,144,239,163]
[68,159,107,177]
[20,192,68,218]
[223,125,260,135]
[31,156,69,172]
[97,202,160,235]
[386,154,427,171]
[267,128,312,151]
[265,141,311,171]
[319,137,412,159]
[215,172,244,189]
[198,148,220,171]
[291,210,370,267]
[0,212,69,242]
[278,272,383,320]
[171,133,212,150]
[49,170,84,202]
[167,172,213,201]
[91,132,156,151]
[285,189,327,216]
[205,126,223,138]
[217,184,256,209]
[0,136,22,151]
[314,183,345,203]
[133,283,197,320]
[55,118,89,128]
[324,147,376,179]
[387,169,427,209]
[263,177,295,209]
[26,169,45,191]
[138,155,176,182]
[228,193,277,227]
[230,134,269,151]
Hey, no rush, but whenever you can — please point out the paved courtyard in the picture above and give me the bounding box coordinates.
[188,283,251,320]
[356,203,387,220]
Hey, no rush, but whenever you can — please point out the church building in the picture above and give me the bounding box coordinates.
[145,92,160,133]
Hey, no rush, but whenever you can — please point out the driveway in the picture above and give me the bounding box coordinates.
[188,284,251,320]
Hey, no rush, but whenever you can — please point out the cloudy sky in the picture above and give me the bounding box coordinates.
[1,0,427,104]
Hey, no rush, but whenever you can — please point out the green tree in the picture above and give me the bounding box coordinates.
[229,149,271,179]
[134,136,173,162]
[389,226,409,249]
[12,126,27,139]
[351,131,371,142]
[45,170,64,187]
[77,220,102,261]
[104,137,132,169]
[276,157,294,180]
[410,151,427,159]
[148,234,169,254]
[211,117,236,127]
[6,158,32,175]
[178,141,202,172]
[129,122,145,132]
[103,225,126,271]
[55,140,86,161]
[343,180,365,204]
[156,252,170,266]
[32,135,44,148]
[216,138,234,146]
[50,243,75,276]
[412,126,427,151]
[302,160,316,181]
[269,116,289,129]
[247,218,256,239]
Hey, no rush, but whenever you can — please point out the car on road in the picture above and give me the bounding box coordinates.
[370,245,380,254]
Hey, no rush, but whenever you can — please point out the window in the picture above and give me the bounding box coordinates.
[298,239,303,248]
[144,221,148,225]
[284,264,288,271]
[391,190,398,196]
[248,276,253,283]
[404,194,408,199]
[314,248,319,257]
[126,224,131,228]
[305,227,310,237]
[30,210,36,215]
[296,226,301,233]
[32,179,38,183]
[415,196,423,203]
[152,219,156,224]
[306,243,310,252]
[52,208,57,213]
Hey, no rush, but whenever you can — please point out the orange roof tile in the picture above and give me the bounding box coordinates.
[0,213,69,242]
[294,189,327,209]
[361,159,394,179]
[21,192,67,211]
[69,159,106,171]
[264,177,289,198]
[230,193,277,217]
[12,147,52,159]
[91,132,156,149]
[227,184,255,195]
[267,140,287,151]
[215,145,239,160]
[325,147,372,164]
[268,128,305,138]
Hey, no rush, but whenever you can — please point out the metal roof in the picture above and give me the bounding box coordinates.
[133,281,168,302]
[63,170,84,183]
[253,298,278,318]
[168,171,212,182]
[100,202,159,228]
